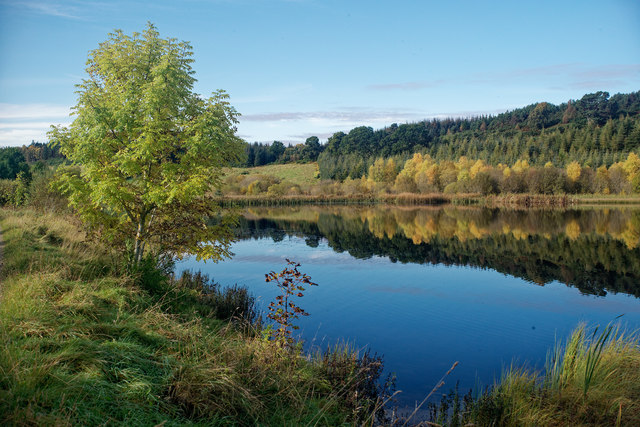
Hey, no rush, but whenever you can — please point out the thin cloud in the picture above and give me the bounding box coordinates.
[568,80,627,90]
[0,121,65,129]
[0,103,71,120]
[289,132,334,141]
[6,1,83,19]
[468,63,640,87]
[242,109,423,123]
[572,64,640,80]
[0,127,52,147]
[4,0,116,20]
[366,81,444,91]
[236,107,510,145]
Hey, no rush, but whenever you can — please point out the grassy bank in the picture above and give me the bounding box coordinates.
[0,208,385,426]
[216,192,581,208]
[2,207,639,426]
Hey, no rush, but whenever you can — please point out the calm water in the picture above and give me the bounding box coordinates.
[177,205,640,406]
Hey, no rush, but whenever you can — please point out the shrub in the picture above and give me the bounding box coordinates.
[264,259,317,345]
[0,179,17,206]
[173,270,257,324]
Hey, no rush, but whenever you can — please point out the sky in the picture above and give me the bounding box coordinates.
[0,0,639,147]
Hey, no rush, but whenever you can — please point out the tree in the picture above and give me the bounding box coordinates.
[302,136,321,161]
[269,141,286,162]
[0,148,30,180]
[49,24,244,265]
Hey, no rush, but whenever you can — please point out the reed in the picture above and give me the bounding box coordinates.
[460,323,640,426]
[215,192,454,207]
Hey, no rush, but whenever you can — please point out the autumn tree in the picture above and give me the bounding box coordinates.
[49,24,244,265]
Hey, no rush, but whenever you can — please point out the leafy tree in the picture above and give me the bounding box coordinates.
[49,24,244,265]
[302,136,321,161]
[269,140,286,162]
[566,161,582,182]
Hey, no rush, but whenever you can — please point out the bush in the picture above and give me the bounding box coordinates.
[0,179,17,206]
[27,168,69,211]
[173,270,257,324]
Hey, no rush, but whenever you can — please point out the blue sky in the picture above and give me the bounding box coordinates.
[0,0,638,147]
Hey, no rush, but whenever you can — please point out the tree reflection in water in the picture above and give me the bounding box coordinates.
[234,206,640,298]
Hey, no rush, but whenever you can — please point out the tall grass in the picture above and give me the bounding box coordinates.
[430,322,640,426]
[0,208,386,425]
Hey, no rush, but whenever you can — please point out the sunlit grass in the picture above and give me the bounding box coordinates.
[0,208,384,425]
[228,162,319,186]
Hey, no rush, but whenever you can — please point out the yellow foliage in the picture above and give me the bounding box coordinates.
[623,152,640,176]
[512,159,530,174]
[469,159,487,179]
[566,161,581,182]
[565,220,581,240]
[457,169,470,182]
[455,156,472,171]
[383,158,397,183]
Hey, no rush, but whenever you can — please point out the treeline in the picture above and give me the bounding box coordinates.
[318,91,640,180]
[0,141,64,180]
[241,137,322,167]
[20,141,63,163]
[223,152,640,198]
[0,141,65,207]
[366,152,640,195]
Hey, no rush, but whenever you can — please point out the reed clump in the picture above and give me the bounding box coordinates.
[426,323,640,426]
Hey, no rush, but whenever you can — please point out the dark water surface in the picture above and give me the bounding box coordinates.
[177,205,640,406]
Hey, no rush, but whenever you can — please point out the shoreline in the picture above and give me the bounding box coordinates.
[215,193,640,208]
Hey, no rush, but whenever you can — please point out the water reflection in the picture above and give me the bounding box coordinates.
[235,206,640,297]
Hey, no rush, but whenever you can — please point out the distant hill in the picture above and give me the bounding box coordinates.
[317,91,640,180]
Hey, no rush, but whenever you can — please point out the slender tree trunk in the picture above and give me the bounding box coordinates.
[132,211,147,266]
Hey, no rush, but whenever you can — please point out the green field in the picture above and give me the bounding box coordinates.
[227,162,320,186]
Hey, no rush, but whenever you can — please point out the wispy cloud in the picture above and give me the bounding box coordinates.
[573,64,640,80]
[366,80,445,91]
[367,64,640,92]
[474,63,640,92]
[0,103,71,120]
[5,0,83,19]
[288,132,334,141]
[242,109,422,123]
[3,0,117,21]
[237,106,509,144]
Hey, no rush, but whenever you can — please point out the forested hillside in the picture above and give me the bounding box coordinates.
[318,91,640,180]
